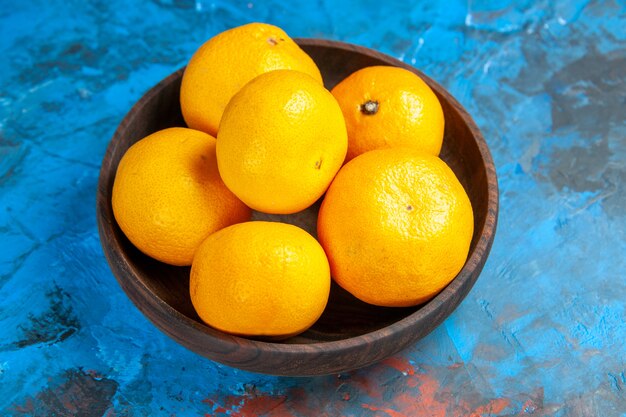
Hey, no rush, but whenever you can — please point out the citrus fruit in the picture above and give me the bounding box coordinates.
[317,148,474,307]
[331,65,445,162]
[180,22,322,136]
[190,221,331,337]
[217,69,347,214]
[111,127,251,266]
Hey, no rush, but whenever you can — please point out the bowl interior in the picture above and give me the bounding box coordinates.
[99,41,493,347]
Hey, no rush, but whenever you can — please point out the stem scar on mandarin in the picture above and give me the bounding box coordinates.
[360,100,379,115]
[267,37,285,45]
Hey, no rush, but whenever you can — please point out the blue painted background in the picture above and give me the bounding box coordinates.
[1,0,625,415]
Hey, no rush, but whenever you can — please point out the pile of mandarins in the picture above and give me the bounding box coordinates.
[111,23,473,338]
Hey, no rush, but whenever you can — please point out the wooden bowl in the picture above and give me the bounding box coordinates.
[97,39,498,376]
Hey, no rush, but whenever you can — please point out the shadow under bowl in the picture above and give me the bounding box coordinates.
[96,39,499,377]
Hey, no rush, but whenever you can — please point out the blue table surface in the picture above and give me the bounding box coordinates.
[1,1,625,415]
